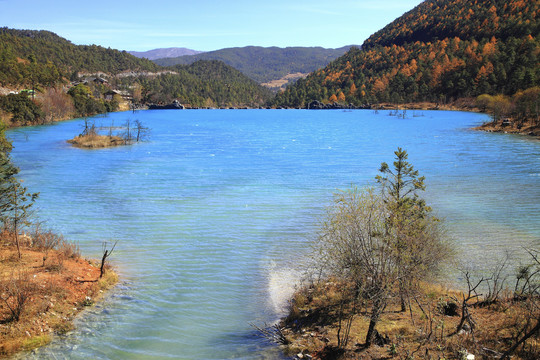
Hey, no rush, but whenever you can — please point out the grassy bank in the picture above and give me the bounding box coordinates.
[0,230,117,357]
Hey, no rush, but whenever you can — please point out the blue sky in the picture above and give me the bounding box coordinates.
[0,0,424,51]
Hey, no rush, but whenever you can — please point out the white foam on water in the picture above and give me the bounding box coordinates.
[266,261,302,316]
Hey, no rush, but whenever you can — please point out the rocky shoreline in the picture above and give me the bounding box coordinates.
[474,119,540,138]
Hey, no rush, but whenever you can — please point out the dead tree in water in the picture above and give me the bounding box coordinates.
[134,119,150,142]
[100,240,118,278]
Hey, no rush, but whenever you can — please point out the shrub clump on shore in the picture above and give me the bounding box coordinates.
[268,148,539,360]
[0,123,118,357]
[279,275,539,360]
[0,227,118,357]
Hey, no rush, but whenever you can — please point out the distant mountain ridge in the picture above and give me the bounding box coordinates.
[128,47,204,60]
[153,46,357,88]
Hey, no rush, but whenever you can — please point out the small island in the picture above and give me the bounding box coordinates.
[67,133,124,149]
[67,119,149,149]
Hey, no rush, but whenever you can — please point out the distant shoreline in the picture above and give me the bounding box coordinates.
[9,101,538,140]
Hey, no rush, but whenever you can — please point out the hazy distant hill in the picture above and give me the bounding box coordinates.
[129,47,204,60]
[153,46,356,87]
[273,0,538,107]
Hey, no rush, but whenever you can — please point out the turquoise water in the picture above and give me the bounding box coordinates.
[7,109,540,359]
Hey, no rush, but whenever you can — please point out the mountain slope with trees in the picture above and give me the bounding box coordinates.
[0,28,159,87]
[272,0,538,108]
[0,28,272,125]
[118,60,272,108]
[153,46,355,86]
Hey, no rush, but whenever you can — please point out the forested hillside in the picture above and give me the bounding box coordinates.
[0,28,158,86]
[154,46,354,85]
[0,29,272,125]
[363,0,538,48]
[117,60,272,108]
[272,0,538,107]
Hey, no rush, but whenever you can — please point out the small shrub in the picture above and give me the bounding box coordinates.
[286,300,302,323]
[44,261,63,273]
[438,299,459,316]
[58,240,80,259]
[0,272,36,323]
[388,342,398,356]
[80,296,93,307]
[31,225,62,250]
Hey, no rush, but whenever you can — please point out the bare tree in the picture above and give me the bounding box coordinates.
[122,119,133,144]
[133,119,150,142]
[453,270,483,338]
[0,272,35,323]
[500,248,540,359]
[108,119,114,138]
[315,187,398,346]
[250,322,290,345]
[39,87,75,123]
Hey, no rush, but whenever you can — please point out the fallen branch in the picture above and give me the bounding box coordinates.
[250,322,290,345]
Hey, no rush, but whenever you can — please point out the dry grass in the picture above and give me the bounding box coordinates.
[0,231,117,358]
[67,134,125,148]
[279,280,539,360]
[262,72,308,89]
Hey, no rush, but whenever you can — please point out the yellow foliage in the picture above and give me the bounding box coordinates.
[372,79,386,94]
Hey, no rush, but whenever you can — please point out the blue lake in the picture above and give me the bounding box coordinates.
[7,109,540,359]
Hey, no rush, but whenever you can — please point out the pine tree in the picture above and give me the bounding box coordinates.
[0,177,38,259]
[376,147,432,312]
[0,127,38,259]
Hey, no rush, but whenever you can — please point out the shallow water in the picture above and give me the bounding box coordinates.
[7,109,540,359]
